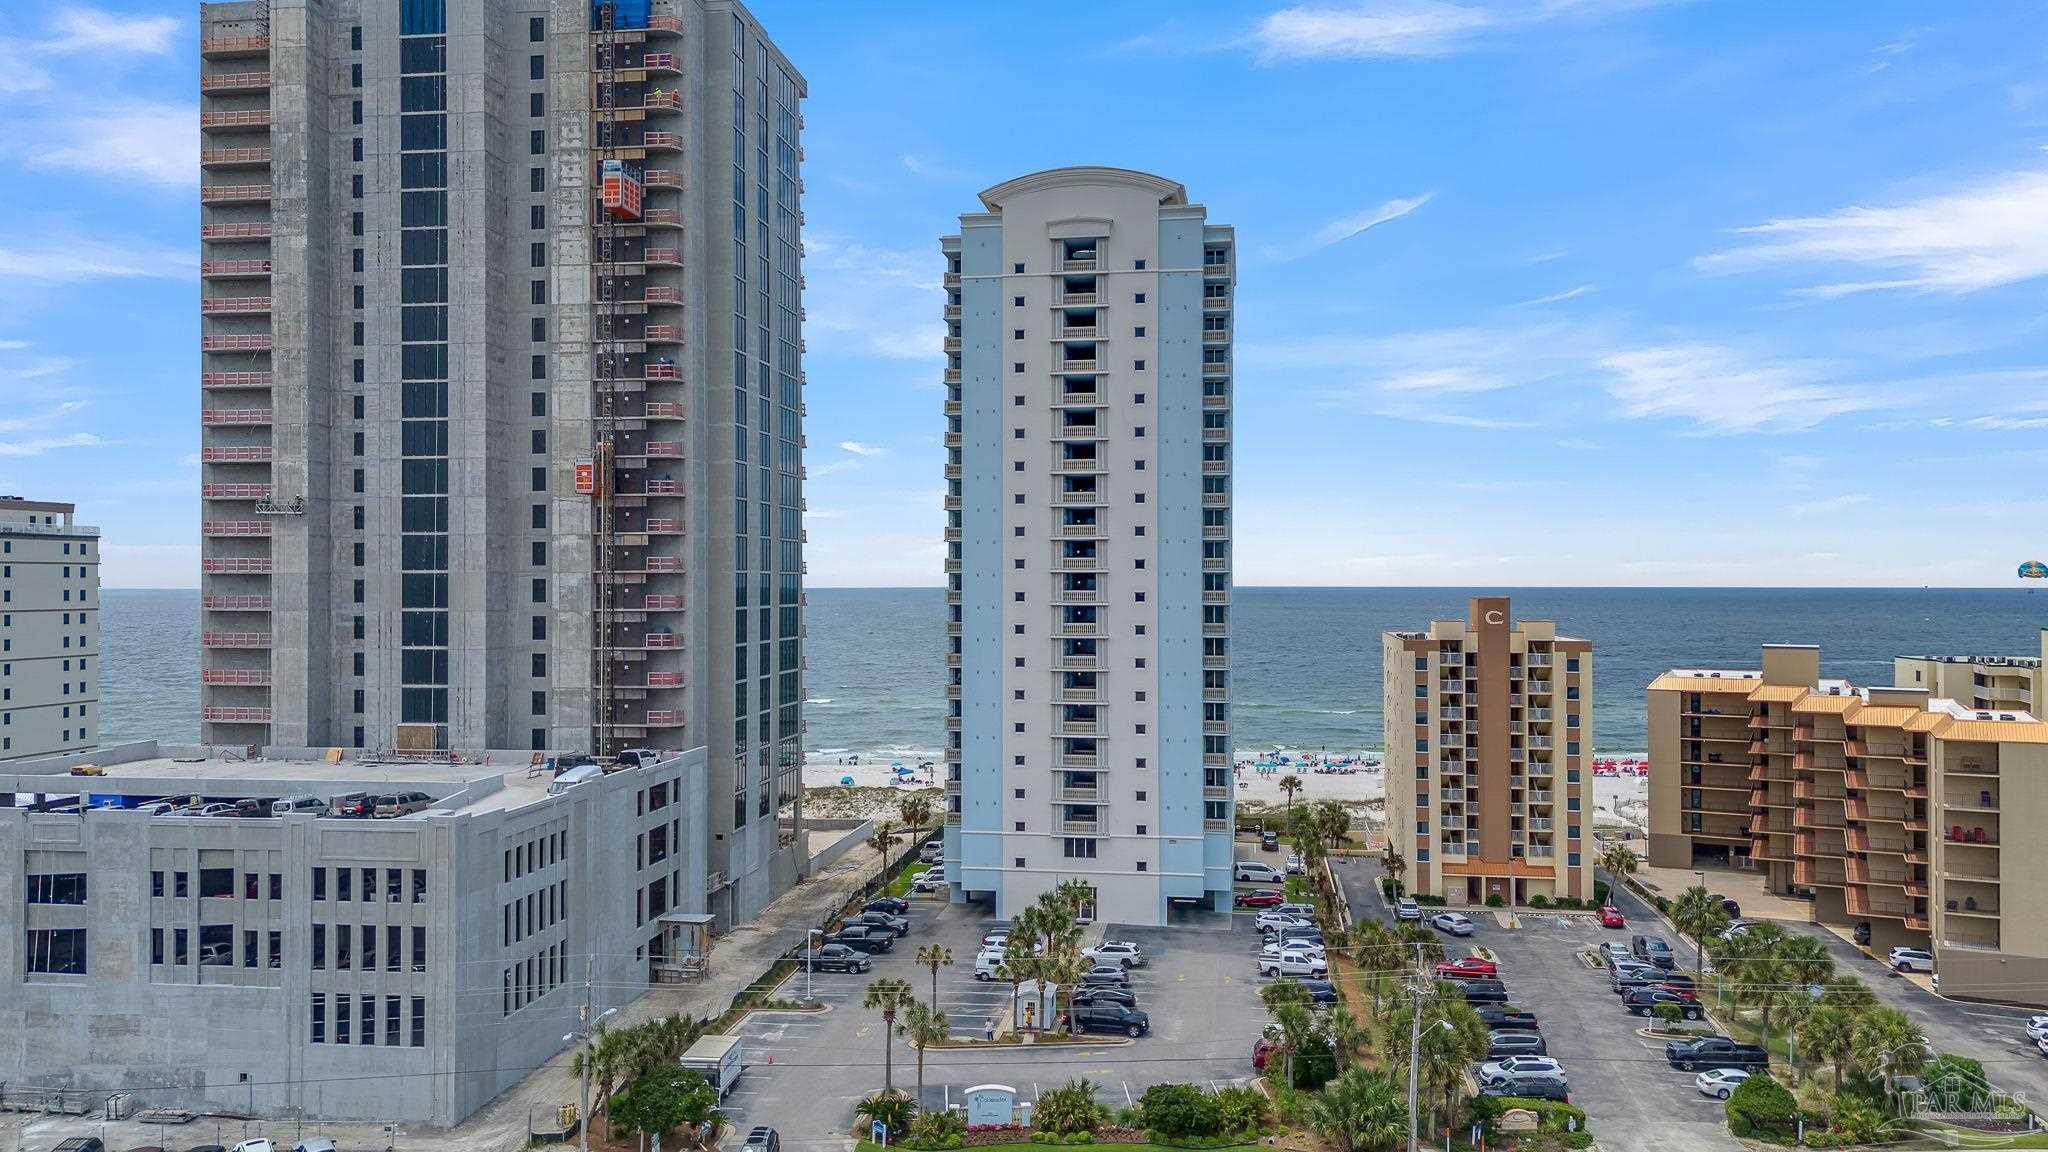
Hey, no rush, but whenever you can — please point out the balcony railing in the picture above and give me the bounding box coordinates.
[201,147,271,168]
[203,521,271,537]
[202,557,272,574]
[200,109,271,129]
[202,334,273,352]
[201,668,270,684]
[645,672,684,688]
[201,71,271,92]
[643,131,683,150]
[200,446,272,462]
[201,259,272,278]
[202,222,271,241]
[201,35,270,56]
[644,594,684,610]
[203,632,272,648]
[201,706,272,723]
[201,408,272,426]
[201,595,271,612]
[644,168,682,188]
[201,184,271,203]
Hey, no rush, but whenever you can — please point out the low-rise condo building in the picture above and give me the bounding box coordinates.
[1649,644,2048,1005]
[1383,597,1594,906]
[1894,633,2043,715]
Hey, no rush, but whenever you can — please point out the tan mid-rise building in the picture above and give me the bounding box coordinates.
[0,498,99,762]
[1894,634,2044,715]
[1383,597,1593,905]
[1648,645,2048,1005]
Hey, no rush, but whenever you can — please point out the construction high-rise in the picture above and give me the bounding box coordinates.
[1382,597,1596,905]
[940,167,1236,926]
[197,0,807,920]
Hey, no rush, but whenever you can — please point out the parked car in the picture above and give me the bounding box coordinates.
[919,841,943,863]
[1718,897,1742,918]
[1478,1055,1564,1086]
[1070,984,1137,1008]
[1695,1069,1751,1100]
[2025,1015,2048,1043]
[1394,897,1422,921]
[1265,925,1324,947]
[1084,940,1148,968]
[740,1126,780,1152]
[973,948,1005,980]
[1258,950,1327,978]
[331,791,377,817]
[1235,890,1284,909]
[825,926,893,954]
[232,798,271,818]
[802,943,871,973]
[1252,1035,1278,1072]
[1452,978,1508,1004]
[912,869,947,893]
[1257,910,1311,932]
[52,1139,105,1152]
[1260,830,1280,852]
[1889,947,1936,973]
[1622,988,1705,1020]
[1080,965,1132,986]
[1072,1003,1149,1038]
[1611,967,1661,996]
[1665,1036,1769,1071]
[373,791,433,818]
[1631,934,1676,970]
[270,795,328,817]
[1659,973,1699,1000]
[191,803,238,818]
[849,910,910,937]
[293,1140,338,1152]
[1597,905,1626,928]
[1235,861,1284,883]
[1721,919,1759,939]
[864,896,911,916]
[1297,978,1339,1005]
[1275,902,1317,918]
[1487,1030,1548,1059]
[1436,956,1499,980]
[1474,1006,1539,1032]
[1481,1074,1567,1103]
[1432,912,1475,936]
[1261,941,1327,966]
[136,800,179,816]
[1285,853,1307,875]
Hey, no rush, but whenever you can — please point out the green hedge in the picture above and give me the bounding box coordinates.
[1468,1094,1588,1138]
[1725,1073,1798,1142]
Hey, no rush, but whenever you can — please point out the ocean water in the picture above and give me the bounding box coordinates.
[100,587,2045,757]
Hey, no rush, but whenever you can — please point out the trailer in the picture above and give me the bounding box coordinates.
[679,1034,744,1098]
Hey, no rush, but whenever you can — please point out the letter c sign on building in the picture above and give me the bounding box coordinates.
[1484,610,1505,625]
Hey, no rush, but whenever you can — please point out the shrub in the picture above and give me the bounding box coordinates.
[1139,1084,1220,1139]
[906,1111,966,1149]
[1414,893,1447,907]
[1594,879,1611,905]
[1468,1095,1586,1137]
[1921,1054,1993,1112]
[1560,1131,1595,1149]
[1033,1079,1107,1137]
[1654,895,1672,915]
[1725,1073,1798,1141]
[1290,1040,1337,1090]
[1211,1085,1269,1134]
[1528,895,1550,909]
[1654,1002,1685,1028]
[1485,893,1505,908]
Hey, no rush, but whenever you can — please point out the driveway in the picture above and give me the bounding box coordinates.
[1335,856,1743,1152]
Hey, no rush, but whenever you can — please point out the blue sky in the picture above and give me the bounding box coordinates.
[2,2,2044,588]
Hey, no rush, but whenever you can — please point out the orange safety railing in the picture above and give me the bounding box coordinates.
[645,479,679,494]
[201,185,272,203]
[644,325,682,342]
[646,672,684,687]
[201,259,272,276]
[202,632,273,648]
[645,633,680,649]
[644,595,684,610]
[645,246,681,263]
[202,557,273,573]
[645,441,682,457]
[644,168,682,187]
[201,668,271,684]
[202,706,273,723]
[202,147,272,166]
[645,402,685,419]
[202,296,272,314]
[201,35,270,54]
[201,596,272,612]
[642,209,681,226]
[203,521,272,537]
[645,710,683,725]
[202,222,272,240]
[643,131,682,149]
[202,409,273,425]
[201,109,271,128]
[646,518,683,533]
[202,371,272,389]
[201,334,273,352]
[645,363,680,380]
[645,556,683,572]
[200,71,271,91]
[200,446,273,462]
[643,287,681,304]
[201,483,271,499]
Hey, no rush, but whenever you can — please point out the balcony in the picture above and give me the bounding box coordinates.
[201,184,271,204]
[202,334,273,353]
[645,478,680,495]
[645,402,686,421]
[201,34,270,58]
[1053,785,1100,803]
[202,296,272,316]
[201,706,272,723]
[645,672,684,688]
[643,208,682,228]
[1843,888,1913,920]
[1943,827,1998,847]
[643,91,682,113]
[644,169,682,188]
[202,557,271,574]
[202,221,271,241]
[201,408,272,426]
[201,147,271,169]
[1059,358,1101,373]
[643,130,683,151]
[201,595,271,612]
[644,246,682,266]
[645,710,684,727]
[201,668,270,685]
[201,259,271,279]
[200,109,271,130]
[1053,718,1100,737]
[203,632,272,649]
[201,483,269,500]
[645,441,683,457]
[201,71,271,92]
[644,595,684,610]
[643,556,683,573]
[203,520,270,538]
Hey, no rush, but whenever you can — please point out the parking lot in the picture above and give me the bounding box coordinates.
[1332,856,1742,1152]
[721,896,1273,1150]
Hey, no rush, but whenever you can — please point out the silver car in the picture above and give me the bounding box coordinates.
[1432,911,1475,936]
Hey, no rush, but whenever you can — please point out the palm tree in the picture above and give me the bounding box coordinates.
[898,794,932,837]
[1308,1066,1407,1152]
[1392,922,1445,969]
[1852,1005,1926,1097]
[571,1022,630,1127]
[896,999,949,1111]
[1328,1002,1365,1069]
[1820,974,1877,1015]
[853,1091,917,1140]
[913,943,953,1008]
[1271,1001,1317,1087]
[1599,842,1638,884]
[1799,1005,1857,1088]
[870,819,897,879]
[1379,842,1407,897]
[1279,774,1303,817]
[862,977,916,1091]
[1350,921,1397,1019]
[1418,997,1489,1132]
[1671,886,1729,990]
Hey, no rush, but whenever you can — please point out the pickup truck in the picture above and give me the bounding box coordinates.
[1665,1036,1769,1071]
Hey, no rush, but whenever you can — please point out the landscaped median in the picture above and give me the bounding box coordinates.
[849,1080,1271,1151]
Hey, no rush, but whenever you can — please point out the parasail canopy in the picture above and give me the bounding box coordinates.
[2021,560,2048,579]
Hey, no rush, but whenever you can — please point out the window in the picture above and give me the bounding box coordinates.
[151,870,164,898]
[337,994,351,1044]
[311,993,327,1043]
[26,873,86,904]
[530,129,545,155]
[411,997,427,1046]
[530,167,545,193]
[199,867,234,898]
[337,867,351,901]
[529,54,545,80]
[27,928,86,974]
[530,92,544,117]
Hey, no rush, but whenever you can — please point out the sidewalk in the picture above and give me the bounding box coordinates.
[14,845,886,1152]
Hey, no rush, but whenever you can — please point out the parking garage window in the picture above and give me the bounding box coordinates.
[26,928,86,974]
[200,868,234,898]
[26,873,86,904]
[199,924,233,965]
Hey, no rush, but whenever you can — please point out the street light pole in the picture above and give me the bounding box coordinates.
[806,928,822,1002]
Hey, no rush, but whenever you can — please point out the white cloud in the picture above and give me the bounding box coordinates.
[0,400,87,434]
[1697,168,2048,296]
[0,340,27,351]
[13,101,199,187]
[838,441,888,457]
[0,6,180,93]
[1787,492,1874,517]
[1513,284,1596,307]
[1255,2,1494,60]
[0,432,107,457]
[1597,344,1881,434]
[0,356,75,382]
[1306,193,1434,249]
[0,237,195,283]
[803,230,946,364]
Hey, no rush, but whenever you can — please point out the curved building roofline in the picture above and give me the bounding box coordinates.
[979,166,1188,211]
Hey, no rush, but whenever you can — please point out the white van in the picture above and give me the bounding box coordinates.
[271,795,329,817]
[547,763,605,795]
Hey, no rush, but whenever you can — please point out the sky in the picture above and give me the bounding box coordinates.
[1,2,2044,589]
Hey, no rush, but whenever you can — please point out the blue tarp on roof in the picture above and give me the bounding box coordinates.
[591,0,651,30]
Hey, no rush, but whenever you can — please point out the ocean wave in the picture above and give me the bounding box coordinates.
[806,698,835,705]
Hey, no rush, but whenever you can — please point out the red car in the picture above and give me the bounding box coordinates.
[1435,957,1499,980]
[1235,891,1284,909]
[1660,975,1699,1001]
[1598,905,1626,929]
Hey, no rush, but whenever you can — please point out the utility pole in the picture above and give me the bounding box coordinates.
[1406,943,1424,1152]
[580,956,595,1152]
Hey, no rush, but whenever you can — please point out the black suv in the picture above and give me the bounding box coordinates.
[803,943,872,973]
[1071,984,1138,1008]
[1622,987,1703,1020]
[1487,1031,1547,1058]
[826,926,894,954]
[865,896,911,916]
[1481,1074,1567,1103]
[1452,978,1508,1004]
[1631,934,1677,970]
[1665,1036,1768,1071]
[1475,1007,1539,1032]
[1072,1003,1150,1037]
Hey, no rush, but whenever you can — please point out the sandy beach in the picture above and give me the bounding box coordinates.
[801,747,1651,832]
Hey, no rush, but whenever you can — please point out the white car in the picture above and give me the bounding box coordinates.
[1695,1068,1751,1099]
[1285,853,1307,875]
[1083,940,1147,968]
[973,947,1005,981]
[1433,912,1475,937]
[1258,950,1327,978]
[1394,897,1422,921]
[1478,1056,1563,1085]
[1260,940,1326,963]
[2036,1036,2048,1059]
[1256,910,1312,933]
[912,869,946,893]
[1235,861,1284,883]
[1889,947,1935,974]
[2025,1015,2048,1043]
